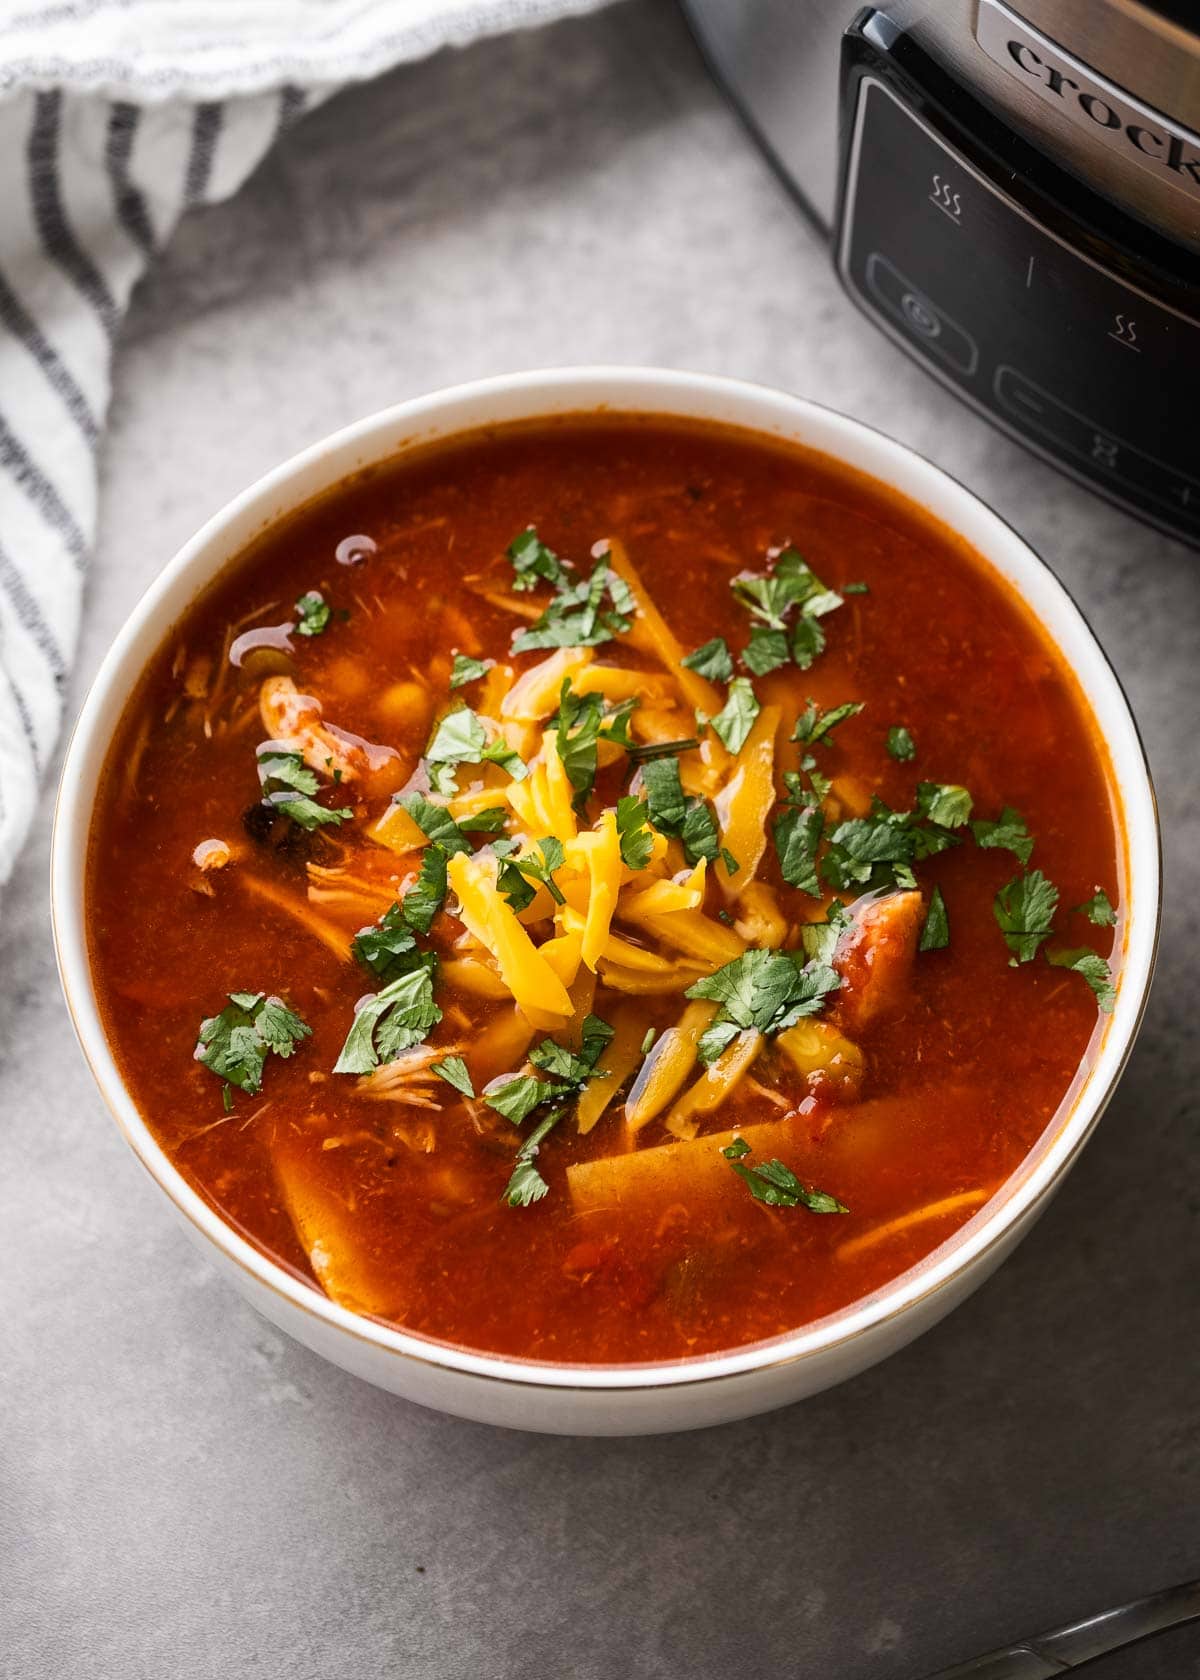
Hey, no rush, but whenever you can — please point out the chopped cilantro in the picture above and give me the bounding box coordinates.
[919,884,950,952]
[263,790,353,830]
[721,1139,847,1212]
[424,705,526,796]
[772,801,824,896]
[843,581,869,595]
[552,679,637,806]
[682,637,734,682]
[792,699,864,749]
[820,806,916,893]
[709,677,760,755]
[789,615,827,670]
[352,904,434,983]
[396,792,470,855]
[616,795,654,870]
[1075,888,1116,928]
[731,548,842,630]
[970,807,1034,867]
[432,1055,475,1097]
[256,747,352,830]
[459,806,509,834]
[334,968,442,1074]
[687,948,840,1063]
[195,991,311,1097]
[799,902,850,966]
[502,1106,566,1207]
[510,545,633,653]
[401,847,449,935]
[497,837,566,912]
[741,626,790,676]
[639,753,725,868]
[1046,946,1116,1013]
[887,726,916,762]
[484,1074,561,1125]
[994,868,1059,965]
[449,652,489,689]
[916,781,973,829]
[641,755,687,831]
[507,527,569,593]
[293,590,331,637]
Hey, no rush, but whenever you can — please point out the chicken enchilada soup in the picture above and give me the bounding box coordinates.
[88,415,1122,1364]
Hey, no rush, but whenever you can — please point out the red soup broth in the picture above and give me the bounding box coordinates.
[87,415,1121,1365]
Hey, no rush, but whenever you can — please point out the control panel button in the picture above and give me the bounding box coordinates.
[995,365,1200,522]
[865,253,979,376]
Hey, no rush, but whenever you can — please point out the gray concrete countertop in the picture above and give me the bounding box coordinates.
[3,4,1197,1676]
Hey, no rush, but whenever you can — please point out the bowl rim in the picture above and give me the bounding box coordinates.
[50,364,1162,1394]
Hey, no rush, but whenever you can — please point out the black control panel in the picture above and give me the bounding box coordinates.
[836,18,1200,547]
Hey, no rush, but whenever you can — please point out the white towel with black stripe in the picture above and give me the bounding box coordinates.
[0,0,613,885]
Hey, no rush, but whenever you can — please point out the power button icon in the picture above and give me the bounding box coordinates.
[865,254,978,376]
[901,291,942,339]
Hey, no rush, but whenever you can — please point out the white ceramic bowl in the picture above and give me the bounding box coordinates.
[51,368,1160,1435]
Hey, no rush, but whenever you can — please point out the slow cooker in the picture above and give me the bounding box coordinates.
[682,1,1200,547]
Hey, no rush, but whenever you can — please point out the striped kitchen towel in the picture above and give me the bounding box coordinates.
[0,0,614,887]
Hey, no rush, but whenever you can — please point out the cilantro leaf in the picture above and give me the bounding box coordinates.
[424,705,526,796]
[1046,946,1116,1013]
[352,904,423,981]
[792,699,863,749]
[686,948,840,1036]
[1075,888,1116,928]
[682,637,734,682]
[821,808,916,892]
[495,860,536,913]
[402,846,448,934]
[916,782,973,829]
[679,799,724,867]
[742,626,791,676]
[994,869,1059,965]
[334,968,442,1075]
[709,677,760,756]
[721,1140,847,1212]
[731,548,842,630]
[256,747,352,829]
[510,551,633,653]
[552,680,637,806]
[293,590,331,637]
[264,790,353,831]
[843,581,869,595]
[971,807,1034,867]
[616,795,654,870]
[195,992,311,1097]
[257,749,319,797]
[641,755,687,832]
[887,726,916,762]
[498,837,566,911]
[789,615,827,671]
[502,1106,566,1207]
[800,902,850,966]
[484,1074,563,1125]
[449,653,489,689]
[772,802,823,896]
[459,806,509,834]
[426,706,487,767]
[507,527,569,593]
[396,792,470,856]
[919,884,950,952]
[432,1056,475,1097]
